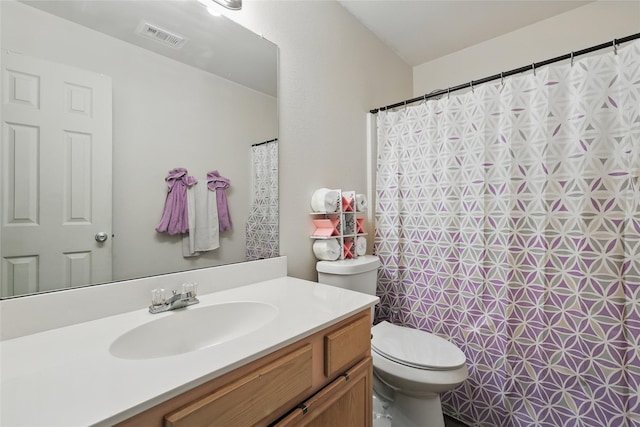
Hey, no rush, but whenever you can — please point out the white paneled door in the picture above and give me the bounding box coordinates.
[1,50,112,297]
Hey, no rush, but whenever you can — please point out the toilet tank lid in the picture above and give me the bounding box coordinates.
[316,255,381,275]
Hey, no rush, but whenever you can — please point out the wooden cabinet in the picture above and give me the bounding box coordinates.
[116,309,372,427]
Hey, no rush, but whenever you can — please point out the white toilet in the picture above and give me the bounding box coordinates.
[316,255,468,427]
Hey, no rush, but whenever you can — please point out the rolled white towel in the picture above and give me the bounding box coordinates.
[313,239,341,261]
[356,236,367,256]
[356,194,368,212]
[311,188,341,213]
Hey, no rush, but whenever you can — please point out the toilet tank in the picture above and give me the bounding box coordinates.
[316,255,380,296]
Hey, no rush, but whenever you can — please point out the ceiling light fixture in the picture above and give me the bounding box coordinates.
[214,0,242,10]
[197,0,241,14]
[205,5,221,16]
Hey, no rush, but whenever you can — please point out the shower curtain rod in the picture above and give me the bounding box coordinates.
[252,138,278,147]
[370,32,640,114]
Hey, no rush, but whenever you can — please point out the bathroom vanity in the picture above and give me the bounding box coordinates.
[118,310,373,426]
[0,260,378,426]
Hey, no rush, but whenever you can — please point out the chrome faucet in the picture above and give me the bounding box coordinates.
[149,283,199,314]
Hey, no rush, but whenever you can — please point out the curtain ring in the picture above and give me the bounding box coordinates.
[500,72,504,86]
[532,63,536,76]
[570,52,574,67]
[470,81,474,93]
[447,88,450,99]
[613,39,618,55]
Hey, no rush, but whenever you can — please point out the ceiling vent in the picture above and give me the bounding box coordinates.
[136,23,187,49]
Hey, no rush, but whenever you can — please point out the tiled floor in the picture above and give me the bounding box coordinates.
[373,413,469,427]
[373,389,470,427]
[445,415,470,427]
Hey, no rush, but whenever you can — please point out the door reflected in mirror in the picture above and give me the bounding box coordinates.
[0,0,278,298]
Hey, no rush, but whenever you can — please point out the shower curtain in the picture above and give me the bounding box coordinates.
[246,140,279,261]
[375,40,640,427]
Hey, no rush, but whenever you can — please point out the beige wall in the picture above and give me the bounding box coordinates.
[2,1,277,282]
[413,1,640,96]
[228,1,413,281]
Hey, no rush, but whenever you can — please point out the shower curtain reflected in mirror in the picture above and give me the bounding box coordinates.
[246,140,279,260]
[375,40,640,426]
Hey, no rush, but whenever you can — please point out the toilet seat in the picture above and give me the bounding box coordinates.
[371,321,466,371]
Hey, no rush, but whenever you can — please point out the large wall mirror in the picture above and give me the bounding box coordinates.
[0,0,279,298]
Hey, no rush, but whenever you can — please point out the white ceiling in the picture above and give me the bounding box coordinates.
[338,0,593,66]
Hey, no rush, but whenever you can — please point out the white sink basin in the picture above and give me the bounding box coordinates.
[109,301,278,360]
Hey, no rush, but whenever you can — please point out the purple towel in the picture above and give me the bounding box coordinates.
[156,168,197,235]
[207,170,232,232]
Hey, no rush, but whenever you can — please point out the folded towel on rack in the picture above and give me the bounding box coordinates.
[312,239,341,261]
[356,236,367,256]
[183,181,220,257]
[156,168,197,235]
[356,194,368,212]
[208,170,232,232]
[311,188,340,213]
[183,183,199,257]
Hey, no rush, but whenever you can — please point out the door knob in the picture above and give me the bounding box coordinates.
[95,232,109,243]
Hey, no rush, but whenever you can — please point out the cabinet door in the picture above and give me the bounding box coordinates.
[324,314,371,377]
[274,356,373,427]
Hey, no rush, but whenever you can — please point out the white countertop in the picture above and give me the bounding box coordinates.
[0,277,378,427]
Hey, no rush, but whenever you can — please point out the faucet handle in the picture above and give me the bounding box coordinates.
[151,288,166,306]
[182,282,198,299]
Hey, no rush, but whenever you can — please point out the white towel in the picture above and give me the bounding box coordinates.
[356,236,367,256]
[313,239,341,261]
[182,182,220,257]
[311,188,341,213]
[356,194,368,212]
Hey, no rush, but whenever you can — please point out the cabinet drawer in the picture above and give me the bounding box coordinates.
[324,314,370,377]
[165,344,313,427]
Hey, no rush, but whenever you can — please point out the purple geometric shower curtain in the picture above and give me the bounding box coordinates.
[374,40,640,427]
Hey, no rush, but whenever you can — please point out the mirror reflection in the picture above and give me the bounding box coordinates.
[0,0,279,298]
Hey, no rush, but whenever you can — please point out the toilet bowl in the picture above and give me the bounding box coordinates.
[371,321,468,427]
[316,255,468,427]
